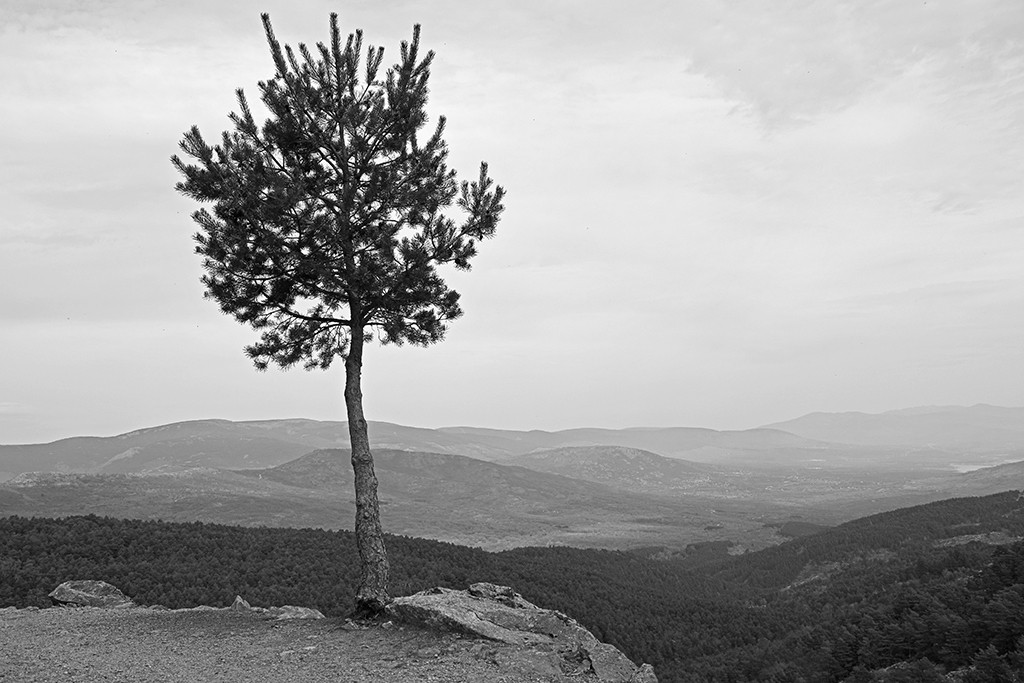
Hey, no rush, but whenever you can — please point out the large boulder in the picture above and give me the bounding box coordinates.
[387,582,657,682]
[49,580,135,608]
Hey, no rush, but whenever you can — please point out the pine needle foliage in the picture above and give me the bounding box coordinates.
[171,13,506,371]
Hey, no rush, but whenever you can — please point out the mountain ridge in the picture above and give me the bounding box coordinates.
[8,404,1024,477]
[764,403,1024,453]
[0,419,829,476]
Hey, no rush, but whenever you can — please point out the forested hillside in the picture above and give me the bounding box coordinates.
[0,514,748,681]
[5,490,1024,681]
[677,491,1024,680]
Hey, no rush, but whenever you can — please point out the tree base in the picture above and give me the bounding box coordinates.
[351,592,391,620]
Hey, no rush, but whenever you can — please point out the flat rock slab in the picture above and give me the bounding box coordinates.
[388,582,657,682]
[49,580,135,608]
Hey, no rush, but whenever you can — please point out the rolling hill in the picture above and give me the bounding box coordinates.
[1,448,813,551]
[504,445,715,494]
[0,418,837,476]
[2,407,1023,555]
[8,409,1019,482]
[4,440,1022,555]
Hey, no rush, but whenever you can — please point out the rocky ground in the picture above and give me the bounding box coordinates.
[0,606,579,683]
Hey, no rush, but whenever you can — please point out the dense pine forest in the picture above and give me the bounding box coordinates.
[5,491,1024,681]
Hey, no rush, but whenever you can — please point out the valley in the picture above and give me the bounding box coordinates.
[0,449,820,551]
[2,405,1023,553]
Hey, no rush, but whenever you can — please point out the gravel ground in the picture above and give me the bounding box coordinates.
[0,606,567,682]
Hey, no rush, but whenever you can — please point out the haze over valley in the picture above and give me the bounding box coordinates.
[3,404,1022,552]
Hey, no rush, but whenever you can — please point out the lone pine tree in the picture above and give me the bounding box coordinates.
[171,13,505,614]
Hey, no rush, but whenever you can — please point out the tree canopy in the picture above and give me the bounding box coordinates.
[172,14,505,370]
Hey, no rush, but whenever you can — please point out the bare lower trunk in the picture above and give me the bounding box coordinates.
[344,328,390,616]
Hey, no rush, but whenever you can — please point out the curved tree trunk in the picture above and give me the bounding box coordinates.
[344,327,390,616]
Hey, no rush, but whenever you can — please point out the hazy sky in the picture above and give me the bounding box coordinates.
[2,0,1023,444]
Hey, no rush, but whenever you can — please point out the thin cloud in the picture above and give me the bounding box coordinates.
[675,1,1024,127]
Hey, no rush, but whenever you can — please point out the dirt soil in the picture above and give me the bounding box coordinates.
[0,606,568,682]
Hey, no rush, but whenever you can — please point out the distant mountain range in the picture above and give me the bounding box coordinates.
[765,403,1024,453]
[4,404,1023,478]
[2,405,1022,551]
[0,418,826,476]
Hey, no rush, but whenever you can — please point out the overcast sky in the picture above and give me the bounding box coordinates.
[2,0,1023,443]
